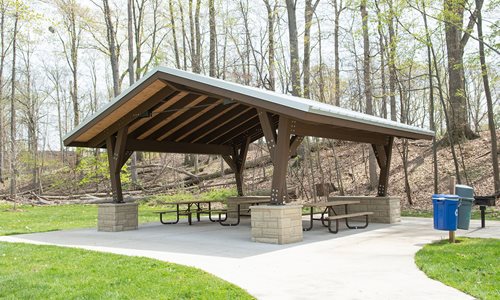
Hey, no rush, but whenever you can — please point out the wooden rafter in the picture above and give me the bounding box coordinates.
[156,99,223,141]
[191,107,253,143]
[128,90,189,134]
[173,103,240,142]
[87,87,176,147]
[206,114,258,144]
[138,95,208,140]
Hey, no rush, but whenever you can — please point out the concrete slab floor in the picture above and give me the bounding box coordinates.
[1,217,498,299]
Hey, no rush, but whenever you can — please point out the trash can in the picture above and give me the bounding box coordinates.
[455,184,474,230]
[432,194,459,231]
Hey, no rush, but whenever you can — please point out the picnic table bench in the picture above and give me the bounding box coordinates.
[303,200,373,233]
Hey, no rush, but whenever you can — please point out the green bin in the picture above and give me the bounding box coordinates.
[455,184,474,230]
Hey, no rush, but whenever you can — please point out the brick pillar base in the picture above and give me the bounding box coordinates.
[250,205,303,244]
[328,196,401,223]
[98,203,138,232]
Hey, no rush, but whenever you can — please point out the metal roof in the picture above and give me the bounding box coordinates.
[64,67,433,153]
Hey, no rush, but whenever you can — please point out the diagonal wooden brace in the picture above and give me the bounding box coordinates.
[106,126,130,203]
[372,136,394,196]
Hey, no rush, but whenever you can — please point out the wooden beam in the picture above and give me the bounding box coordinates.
[173,103,240,142]
[289,135,304,157]
[294,121,389,145]
[126,138,232,155]
[87,87,175,147]
[193,108,255,143]
[106,127,129,203]
[271,116,291,205]
[128,90,189,134]
[156,99,223,141]
[258,109,278,161]
[191,107,253,143]
[138,95,208,140]
[374,136,394,196]
[207,115,259,144]
[232,137,250,196]
[146,97,219,140]
[222,155,236,171]
[217,119,262,145]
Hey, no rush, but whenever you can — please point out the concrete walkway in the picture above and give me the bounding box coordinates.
[1,217,499,299]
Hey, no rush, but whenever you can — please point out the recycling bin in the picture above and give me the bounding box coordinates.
[432,194,459,231]
[455,184,474,230]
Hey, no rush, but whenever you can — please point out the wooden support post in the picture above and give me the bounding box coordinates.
[372,137,394,196]
[449,176,456,243]
[106,127,130,203]
[223,137,250,196]
[271,116,291,205]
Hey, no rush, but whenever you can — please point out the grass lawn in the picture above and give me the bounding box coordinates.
[0,242,253,299]
[415,238,500,300]
[0,203,180,236]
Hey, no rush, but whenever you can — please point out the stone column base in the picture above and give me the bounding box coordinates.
[250,205,303,244]
[328,196,401,223]
[98,203,138,232]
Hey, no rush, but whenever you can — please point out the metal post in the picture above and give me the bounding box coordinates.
[449,176,456,243]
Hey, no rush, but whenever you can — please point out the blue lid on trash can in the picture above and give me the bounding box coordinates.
[432,194,459,200]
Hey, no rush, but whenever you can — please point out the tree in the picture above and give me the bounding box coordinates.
[127,0,138,186]
[50,0,84,166]
[169,0,181,69]
[475,0,499,194]
[0,0,9,183]
[360,0,378,189]
[208,0,216,77]
[285,0,301,96]
[332,0,346,106]
[303,0,320,99]
[9,7,18,198]
[263,0,278,91]
[101,0,120,96]
[443,0,481,141]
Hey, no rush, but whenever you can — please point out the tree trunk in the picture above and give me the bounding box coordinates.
[375,0,387,119]
[127,0,138,186]
[208,0,216,77]
[388,0,397,121]
[10,11,18,199]
[102,0,120,96]
[475,0,499,193]
[303,0,319,99]
[0,1,6,183]
[333,0,342,106]
[360,0,378,189]
[443,0,479,141]
[422,0,438,194]
[285,0,301,97]
[169,0,181,69]
[263,0,277,91]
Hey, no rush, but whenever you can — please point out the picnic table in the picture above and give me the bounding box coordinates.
[156,200,225,225]
[220,197,271,226]
[303,200,373,233]
[156,197,271,227]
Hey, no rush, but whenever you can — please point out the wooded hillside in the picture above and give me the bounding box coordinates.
[0,0,498,203]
